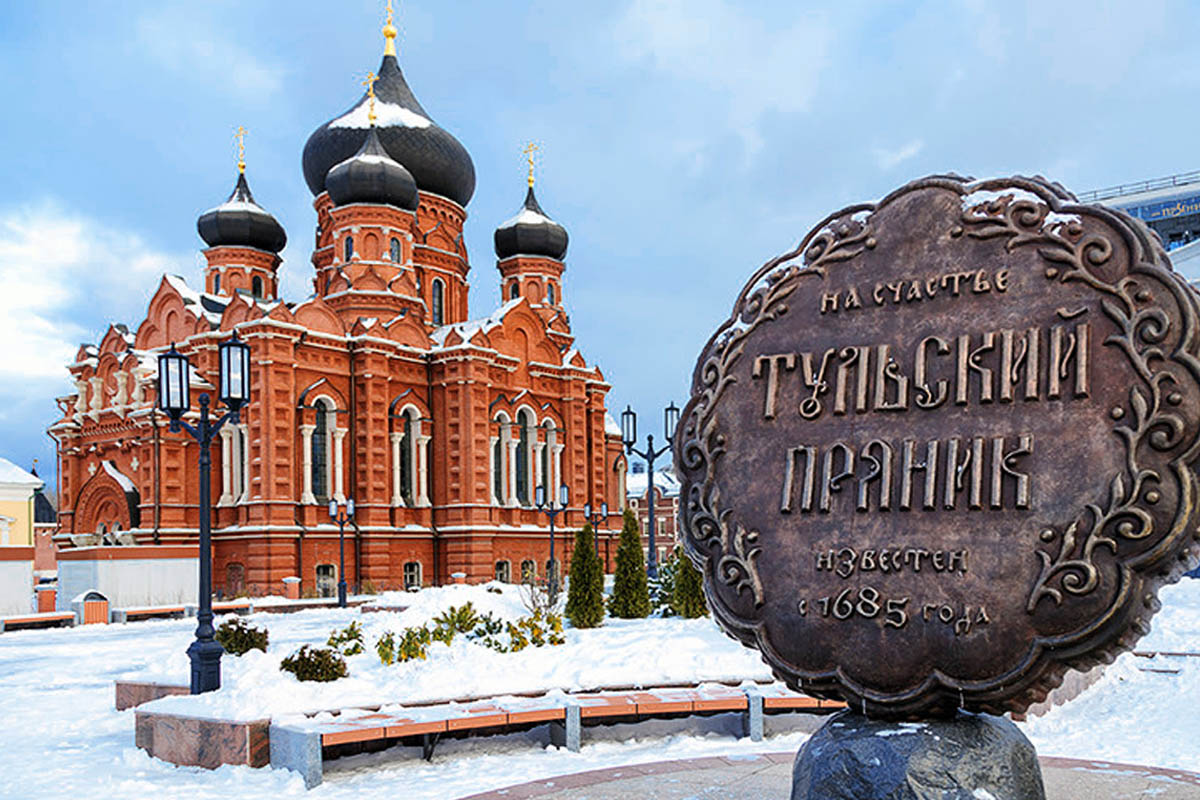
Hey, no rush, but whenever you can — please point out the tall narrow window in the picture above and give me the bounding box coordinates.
[399,413,414,506]
[344,236,354,261]
[213,274,221,294]
[312,402,329,501]
[390,237,401,262]
[521,559,536,582]
[432,278,445,325]
[510,282,520,300]
[516,410,531,505]
[494,560,511,583]
[540,426,550,497]
[492,436,504,503]
[251,276,263,298]
[547,283,555,304]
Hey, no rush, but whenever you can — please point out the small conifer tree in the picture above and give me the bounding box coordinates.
[670,546,707,618]
[609,508,651,618]
[565,523,604,628]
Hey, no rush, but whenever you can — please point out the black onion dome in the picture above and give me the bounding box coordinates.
[302,55,475,207]
[197,172,287,253]
[326,127,419,210]
[494,185,569,261]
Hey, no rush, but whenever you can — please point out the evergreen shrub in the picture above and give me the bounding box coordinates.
[280,645,347,682]
[214,617,268,655]
[565,524,604,628]
[670,547,708,618]
[609,509,651,618]
[327,620,365,655]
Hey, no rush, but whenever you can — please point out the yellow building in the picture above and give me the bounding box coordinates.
[0,458,42,547]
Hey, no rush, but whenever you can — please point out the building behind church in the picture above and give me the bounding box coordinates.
[48,14,628,596]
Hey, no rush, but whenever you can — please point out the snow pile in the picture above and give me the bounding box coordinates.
[497,207,555,231]
[142,582,770,721]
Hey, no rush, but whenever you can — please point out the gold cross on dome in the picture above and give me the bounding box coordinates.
[362,72,380,126]
[383,0,398,57]
[522,141,541,188]
[234,126,248,173]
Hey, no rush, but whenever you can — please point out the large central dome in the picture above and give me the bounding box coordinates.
[302,54,476,207]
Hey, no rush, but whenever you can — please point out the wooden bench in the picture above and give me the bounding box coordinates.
[110,601,252,624]
[0,611,76,632]
[270,684,844,788]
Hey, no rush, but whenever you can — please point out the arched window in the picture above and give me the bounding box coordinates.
[399,412,414,506]
[344,236,354,261]
[432,278,445,326]
[510,282,520,300]
[547,283,555,304]
[390,237,401,262]
[494,560,511,583]
[403,561,422,590]
[213,274,221,294]
[312,401,329,501]
[521,559,536,582]
[516,410,532,506]
[252,276,263,298]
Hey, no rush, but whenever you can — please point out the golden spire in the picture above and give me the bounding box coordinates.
[522,141,541,188]
[234,126,248,173]
[362,71,380,126]
[383,0,398,57]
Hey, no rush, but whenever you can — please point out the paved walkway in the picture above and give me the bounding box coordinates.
[459,753,1200,799]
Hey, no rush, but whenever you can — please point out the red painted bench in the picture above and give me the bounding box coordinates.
[0,611,76,632]
[269,684,845,788]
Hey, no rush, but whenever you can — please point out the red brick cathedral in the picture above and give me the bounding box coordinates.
[48,15,629,596]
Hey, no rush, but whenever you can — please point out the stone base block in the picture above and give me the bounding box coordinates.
[135,710,269,769]
[792,709,1045,800]
[115,680,190,711]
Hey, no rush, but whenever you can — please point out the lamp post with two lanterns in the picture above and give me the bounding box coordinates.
[534,483,570,603]
[329,498,355,608]
[157,333,251,695]
[582,501,608,561]
[620,402,680,580]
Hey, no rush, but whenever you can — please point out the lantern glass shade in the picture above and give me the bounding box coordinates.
[157,344,190,418]
[535,484,546,508]
[601,502,608,517]
[583,503,591,518]
[219,333,251,411]
[621,405,636,448]
[558,484,569,507]
[328,499,338,518]
[664,402,680,441]
[347,498,356,517]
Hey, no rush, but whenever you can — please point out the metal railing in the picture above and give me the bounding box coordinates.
[1078,170,1200,203]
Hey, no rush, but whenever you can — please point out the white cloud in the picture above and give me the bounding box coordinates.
[613,0,831,153]
[872,139,924,170]
[0,203,188,387]
[136,10,284,96]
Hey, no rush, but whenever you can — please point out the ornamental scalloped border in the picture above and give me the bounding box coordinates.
[675,174,1200,718]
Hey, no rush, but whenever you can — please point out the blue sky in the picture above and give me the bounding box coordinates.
[2,0,1199,490]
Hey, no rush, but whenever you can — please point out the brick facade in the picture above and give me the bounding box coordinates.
[48,41,626,597]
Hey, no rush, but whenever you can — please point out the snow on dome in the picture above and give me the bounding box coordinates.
[329,99,432,130]
[497,206,554,231]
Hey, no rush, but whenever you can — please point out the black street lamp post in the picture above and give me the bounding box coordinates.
[582,501,608,558]
[157,333,251,695]
[329,498,355,608]
[620,402,680,580]
[534,483,570,603]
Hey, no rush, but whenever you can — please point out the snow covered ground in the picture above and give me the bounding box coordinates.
[2,579,1198,799]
